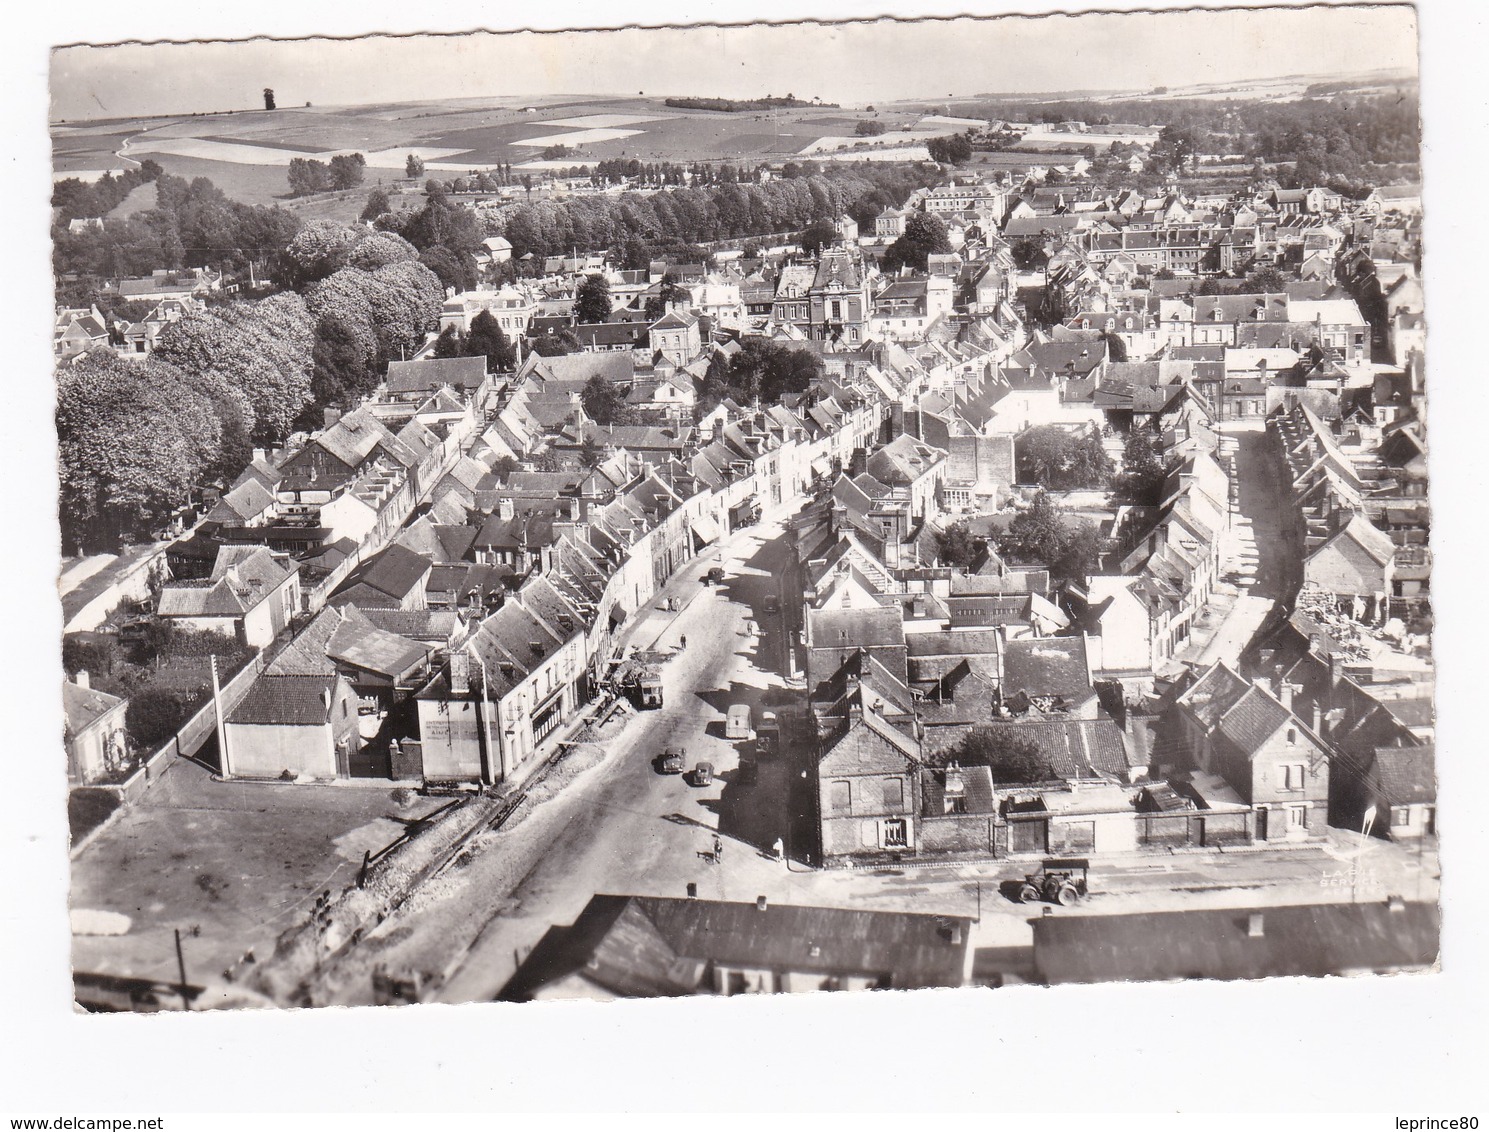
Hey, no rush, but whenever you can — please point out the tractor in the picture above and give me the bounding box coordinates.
[1017,858,1091,906]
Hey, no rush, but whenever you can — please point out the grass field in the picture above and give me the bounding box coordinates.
[51,94,928,192]
[51,94,1031,211]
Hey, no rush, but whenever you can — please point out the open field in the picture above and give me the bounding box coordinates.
[51,95,968,199]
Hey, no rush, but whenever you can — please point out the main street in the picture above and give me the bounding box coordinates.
[304,500,815,1004]
[297,490,1438,1006]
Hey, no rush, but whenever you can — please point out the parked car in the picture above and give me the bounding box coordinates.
[690,761,714,787]
[702,566,727,585]
[658,747,687,775]
[738,758,757,785]
[762,593,779,614]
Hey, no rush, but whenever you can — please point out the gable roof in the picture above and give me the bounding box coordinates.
[1372,743,1435,806]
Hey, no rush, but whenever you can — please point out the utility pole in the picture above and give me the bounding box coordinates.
[174,928,191,1011]
[210,654,231,777]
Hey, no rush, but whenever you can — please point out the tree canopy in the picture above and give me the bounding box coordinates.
[580,374,629,426]
[944,726,1052,784]
[574,274,613,324]
[1015,426,1114,490]
[882,212,952,274]
[700,338,823,410]
[933,522,985,568]
[995,491,1104,583]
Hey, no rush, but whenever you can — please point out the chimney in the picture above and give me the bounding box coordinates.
[1247,912,1265,938]
[450,652,471,696]
[74,670,90,690]
[499,497,515,520]
[1279,683,1295,711]
[756,895,768,912]
[1312,702,1323,734]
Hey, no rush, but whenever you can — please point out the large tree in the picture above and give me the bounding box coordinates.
[574,274,613,324]
[946,726,1051,785]
[328,153,367,191]
[310,312,375,410]
[580,374,628,426]
[995,491,1103,583]
[56,351,206,550]
[1119,424,1167,506]
[798,218,840,256]
[933,522,984,568]
[882,211,952,274]
[465,309,517,372]
[347,231,420,272]
[1015,426,1113,490]
[282,219,361,287]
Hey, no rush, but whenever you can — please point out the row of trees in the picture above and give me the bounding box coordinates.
[58,225,446,550]
[492,165,942,263]
[52,159,165,223]
[52,170,303,298]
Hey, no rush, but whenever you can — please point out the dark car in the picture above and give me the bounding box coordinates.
[690,761,715,787]
[702,566,727,585]
[658,747,687,775]
[762,593,779,614]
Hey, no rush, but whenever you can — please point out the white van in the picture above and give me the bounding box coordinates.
[726,704,754,741]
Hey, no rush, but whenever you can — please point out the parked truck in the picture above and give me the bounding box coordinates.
[610,651,666,710]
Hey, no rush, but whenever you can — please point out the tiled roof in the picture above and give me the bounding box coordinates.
[1178,662,1251,730]
[1214,684,1294,756]
[228,674,340,727]
[63,680,125,735]
[1032,901,1439,984]
[1373,743,1435,806]
[921,763,997,816]
[1001,636,1090,699]
[386,356,487,395]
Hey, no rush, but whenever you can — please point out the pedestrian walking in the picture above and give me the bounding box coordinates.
[713,834,723,863]
[679,634,687,650]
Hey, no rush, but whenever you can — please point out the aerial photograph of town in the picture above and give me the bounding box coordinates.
[45,2,1442,1026]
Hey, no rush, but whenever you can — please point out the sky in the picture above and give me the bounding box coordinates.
[50,4,1419,122]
